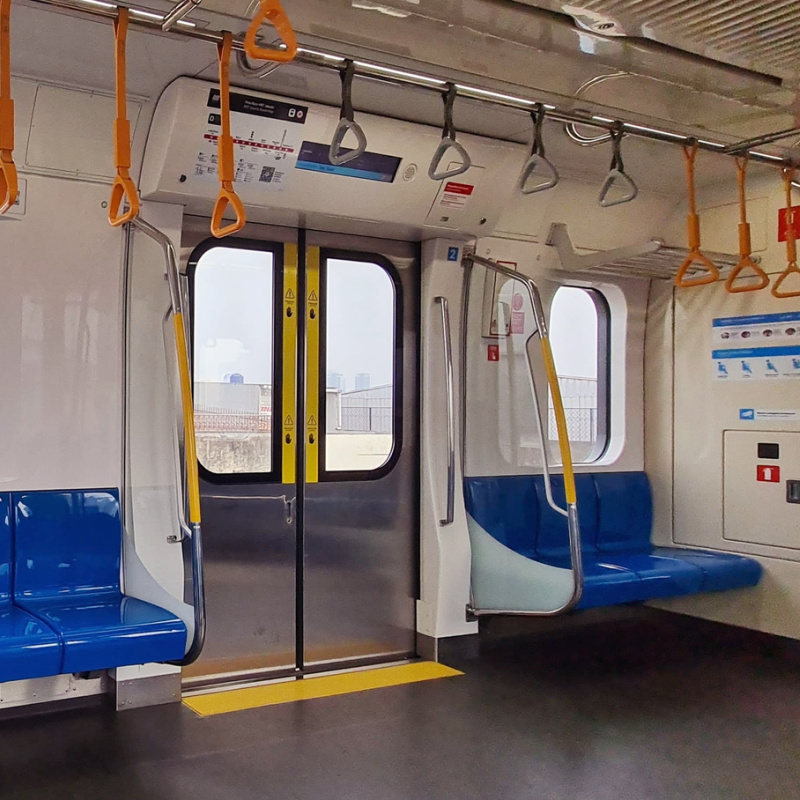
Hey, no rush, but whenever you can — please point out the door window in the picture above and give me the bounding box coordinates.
[322,256,399,475]
[192,244,279,477]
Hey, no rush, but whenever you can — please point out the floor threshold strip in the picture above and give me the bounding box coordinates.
[183,661,463,717]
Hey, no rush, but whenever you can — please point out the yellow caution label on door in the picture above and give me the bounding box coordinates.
[306,247,320,484]
[282,244,298,484]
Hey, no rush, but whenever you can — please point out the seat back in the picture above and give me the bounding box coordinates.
[464,472,654,560]
[464,476,540,556]
[13,490,123,600]
[593,472,653,553]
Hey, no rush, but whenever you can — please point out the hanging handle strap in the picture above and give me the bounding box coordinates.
[773,165,800,299]
[211,32,246,239]
[329,60,367,167]
[108,8,140,227]
[0,0,18,215]
[675,141,720,288]
[725,155,769,293]
[598,123,638,207]
[243,0,298,63]
[428,83,471,181]
[518,103,559,195]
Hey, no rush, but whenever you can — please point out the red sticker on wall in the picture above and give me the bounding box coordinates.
[778,207,800,242]
[487,344,500,362]
[757,465,781,483]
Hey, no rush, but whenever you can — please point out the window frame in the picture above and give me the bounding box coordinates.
[549,285,611,464]
[187,237,285,485]
[318,248,404,483]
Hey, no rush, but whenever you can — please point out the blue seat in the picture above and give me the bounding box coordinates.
[0,494,62,682]
[464,472,762,611]
[13,490,187,674]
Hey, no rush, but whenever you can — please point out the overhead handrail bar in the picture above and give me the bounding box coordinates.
[108,7,140,227]
[0,0,18,215]
[462,253,583,614]
[434,296,455,527]
[675,141,720,288]
[210,31,246,238]
[518,103,559,195]
[725,155,770,293]
[132,216,206,666]
[598,123,638,207]
[428,83,471,181]
[22,0,800,171]
[161,0,203,32]
[329,59,367,167]
[774,165,800,299]
[243,0,297,64]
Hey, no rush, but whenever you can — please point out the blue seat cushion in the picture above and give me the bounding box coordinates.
[0,605,62,682]
[593,472,653,553]
[21,594,187,674]
[542,555,644,609]
[601,553,704,598]
[653,548,762,592]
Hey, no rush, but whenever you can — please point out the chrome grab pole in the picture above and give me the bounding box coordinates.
[435,296,455,526]
[161,0,204,32]
[132,217,206,665]
[462,254,583,614]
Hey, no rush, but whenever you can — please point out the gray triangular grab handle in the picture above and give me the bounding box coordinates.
[518,154,559,195]
[598,168,638,207]
[428,138,472,181]
[329,118,368,166]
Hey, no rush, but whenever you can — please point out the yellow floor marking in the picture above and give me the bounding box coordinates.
[183,662,463,717]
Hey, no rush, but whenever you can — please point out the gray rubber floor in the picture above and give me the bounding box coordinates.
[1,608,798,800]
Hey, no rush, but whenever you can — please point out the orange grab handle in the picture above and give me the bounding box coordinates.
[108,7,140,227]
[725,156,770,294]
[211,32,246,239]
[243,0,298,64]
[0,0,18,216]
[774,166,800,299]
[675,142,719,288]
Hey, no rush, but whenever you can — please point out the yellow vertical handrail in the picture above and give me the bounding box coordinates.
[0,0,18,215]
[108,7,140,227]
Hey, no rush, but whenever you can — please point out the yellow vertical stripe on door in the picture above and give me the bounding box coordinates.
[282,244,298,484]
[305,247,321,484]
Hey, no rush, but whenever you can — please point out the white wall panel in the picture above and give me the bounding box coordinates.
[0,175,123,491]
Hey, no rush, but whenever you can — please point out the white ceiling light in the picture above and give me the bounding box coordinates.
[351,1,411,17]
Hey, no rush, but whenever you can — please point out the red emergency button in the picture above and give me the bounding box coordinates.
[757,465,781,483]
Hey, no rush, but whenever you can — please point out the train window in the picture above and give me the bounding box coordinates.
[192,244,278,477]
[322,256,398,475]
[548,287,610,463]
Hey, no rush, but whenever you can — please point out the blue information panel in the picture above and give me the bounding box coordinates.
[295,141,401,183]
[712,312,800,381]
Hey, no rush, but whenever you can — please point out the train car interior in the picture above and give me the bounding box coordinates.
[1,0,800,797]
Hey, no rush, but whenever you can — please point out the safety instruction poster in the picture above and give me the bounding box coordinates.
[712,312,800,381]
[194,90,308,190]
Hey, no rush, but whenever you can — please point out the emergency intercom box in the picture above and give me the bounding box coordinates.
[723,430,800,550]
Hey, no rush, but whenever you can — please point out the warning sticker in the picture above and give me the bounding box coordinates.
[778,207,800,242]
[194,90,308,191]
[712,312,800,381]
[438,181,475,211]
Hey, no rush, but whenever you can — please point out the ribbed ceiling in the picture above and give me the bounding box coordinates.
[514,0,800,81]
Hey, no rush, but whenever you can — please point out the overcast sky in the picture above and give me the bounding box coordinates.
[194,248,596,386]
